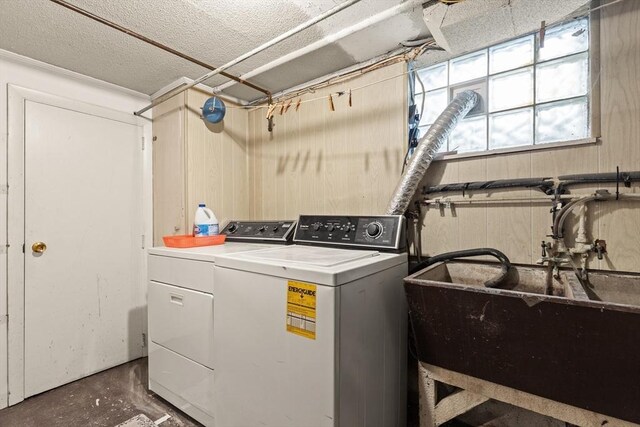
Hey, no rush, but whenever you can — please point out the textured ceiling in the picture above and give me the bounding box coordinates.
[0,0,591,102]
[0,0,429,101]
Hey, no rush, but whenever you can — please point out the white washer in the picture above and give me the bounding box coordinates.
[213,215,408,427]
[147,220,295,426]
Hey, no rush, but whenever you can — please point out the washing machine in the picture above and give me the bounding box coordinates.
[146,220,295,426]
[212,215,408,427]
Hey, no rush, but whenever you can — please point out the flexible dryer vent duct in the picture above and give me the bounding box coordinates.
[386,90,478,215]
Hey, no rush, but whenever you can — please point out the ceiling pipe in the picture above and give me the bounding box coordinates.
[151,77,250,107]
[48,0,270,97]
[213,0,424,94]
[134,0,362,117]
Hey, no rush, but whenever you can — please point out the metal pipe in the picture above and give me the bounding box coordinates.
[424,177,555,195]
[150,77,249,106]
[553,195,600,238]
[134,0,361,116]
[386,90,478,215]
[423,171,640,196]
[49,0,270,96]
[212,0,423,93]
[558,170,640,187]
[424,195,576,205]
[553,192,640,238]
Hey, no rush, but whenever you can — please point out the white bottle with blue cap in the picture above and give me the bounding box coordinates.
[193,203,219,237]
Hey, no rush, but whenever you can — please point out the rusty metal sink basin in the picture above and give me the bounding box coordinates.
[405,261,640,424]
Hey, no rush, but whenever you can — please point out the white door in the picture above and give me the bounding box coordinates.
[8,88,146,401]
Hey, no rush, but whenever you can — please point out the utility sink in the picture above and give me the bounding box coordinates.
[404,261,640,424]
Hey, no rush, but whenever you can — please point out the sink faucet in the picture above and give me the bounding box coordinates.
[536,240,567,279]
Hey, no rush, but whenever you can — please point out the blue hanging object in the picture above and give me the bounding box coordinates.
[202,97,226,124]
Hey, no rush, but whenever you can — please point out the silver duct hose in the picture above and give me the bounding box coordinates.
[386,90,479,215]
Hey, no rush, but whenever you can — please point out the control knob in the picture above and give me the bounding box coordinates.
[365,222,383,239]
[227,223,238,234]
[327,224,335,232]
[312,223,322,231]
[258,225,267,233]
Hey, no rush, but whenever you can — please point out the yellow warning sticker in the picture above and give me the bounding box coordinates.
[286,281,317,340]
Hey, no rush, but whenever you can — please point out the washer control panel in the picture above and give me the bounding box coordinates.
[221,220,296,244]
[293,215,405,251]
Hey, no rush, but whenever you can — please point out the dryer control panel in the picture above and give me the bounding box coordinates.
[293,215,405,252]
[221,220,296,244]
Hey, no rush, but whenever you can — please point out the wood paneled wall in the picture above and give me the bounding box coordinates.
[152,89,249,245]
[247,62,408,220]
[185,90,250,227]
[152,93,187,244]
[420,1,640,272]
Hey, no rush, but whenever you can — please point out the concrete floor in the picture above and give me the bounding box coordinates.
[0,356,558,427]
[0,358,201,427]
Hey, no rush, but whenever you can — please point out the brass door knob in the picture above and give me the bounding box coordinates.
[32,242,47,253]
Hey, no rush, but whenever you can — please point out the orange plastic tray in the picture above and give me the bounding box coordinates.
[162,234,226,248]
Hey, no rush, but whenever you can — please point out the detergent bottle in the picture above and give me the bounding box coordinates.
[193,204,219,237]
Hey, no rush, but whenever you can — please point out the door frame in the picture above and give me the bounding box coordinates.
[7,85,148,405]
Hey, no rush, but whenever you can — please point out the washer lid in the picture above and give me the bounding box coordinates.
[239,245,379,267]
[214,245,407,286]
[148,242,277,262]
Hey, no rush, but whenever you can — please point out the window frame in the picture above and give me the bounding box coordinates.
[413,14,600,161]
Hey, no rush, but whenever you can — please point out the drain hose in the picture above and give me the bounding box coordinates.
[421,248,513,288]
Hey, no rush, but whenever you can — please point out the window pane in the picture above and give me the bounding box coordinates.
[538,18,589,62]
[490,35,534,74]
[417,63,448,91]
[489,67,533,112]
[449,116,487,153]
[536,97,588,144]
[450,50,487,84]
[536,52,588,103]
[420,89,448,125]
[489,107,533,149]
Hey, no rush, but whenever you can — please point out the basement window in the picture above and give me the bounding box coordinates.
[414,17,595,157]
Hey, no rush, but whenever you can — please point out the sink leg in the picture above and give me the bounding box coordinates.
[418,361,490,426]
[419,362,437,427]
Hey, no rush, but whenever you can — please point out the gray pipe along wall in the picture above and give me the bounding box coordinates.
[386,90,479,215]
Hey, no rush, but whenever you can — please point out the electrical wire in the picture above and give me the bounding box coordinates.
[248,43,439,118]
[236,40,439,114]
[400,147,411,175]
[273,42,436,103]
[402,68,426,174]
[202,42,436,111]
[220,57,417,111]
[586,0,626,14]
[415,70,426,128]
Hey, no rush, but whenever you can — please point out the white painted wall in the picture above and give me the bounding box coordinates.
[0,49,153,408]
